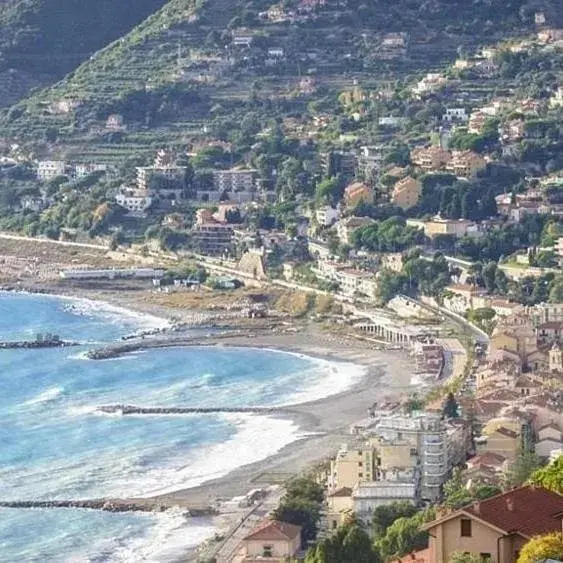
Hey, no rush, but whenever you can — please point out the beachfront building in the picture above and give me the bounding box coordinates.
[191,209,234,255]
[233,519,302,562]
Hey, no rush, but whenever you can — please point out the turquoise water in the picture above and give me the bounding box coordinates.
[0,293,363,562]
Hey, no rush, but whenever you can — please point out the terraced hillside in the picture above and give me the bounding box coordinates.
[1,0,560,160]
[0,0,170,105]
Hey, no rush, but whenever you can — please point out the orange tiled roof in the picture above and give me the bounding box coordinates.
[243,519,301,541]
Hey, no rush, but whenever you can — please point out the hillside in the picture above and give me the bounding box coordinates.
[0,0,561,158]
[0,0,170,105]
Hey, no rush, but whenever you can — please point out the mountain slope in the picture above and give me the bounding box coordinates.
[0,0,170,104]
[1,0,561,150]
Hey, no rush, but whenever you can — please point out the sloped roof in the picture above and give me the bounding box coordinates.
[329,486,353,497]
[424,486,563,539]
[243,519,302,541]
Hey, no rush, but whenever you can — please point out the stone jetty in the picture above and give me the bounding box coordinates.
[97,404,292,416]
[87,330,254,360]
[0,499,217,516]
[0,339,79,350]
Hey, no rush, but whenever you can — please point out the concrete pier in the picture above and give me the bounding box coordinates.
[0,499,217,515]
[97,404,293,416]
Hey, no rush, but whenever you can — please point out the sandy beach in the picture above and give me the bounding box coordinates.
[1,283,418,561]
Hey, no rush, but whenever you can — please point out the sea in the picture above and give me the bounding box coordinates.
[0,292,365,562]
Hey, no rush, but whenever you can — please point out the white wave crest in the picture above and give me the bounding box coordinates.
[24,386,65,406]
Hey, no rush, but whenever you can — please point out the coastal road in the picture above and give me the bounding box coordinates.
[213,487,284,563]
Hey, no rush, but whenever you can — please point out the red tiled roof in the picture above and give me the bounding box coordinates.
[463,486,563,538]
[394,548,430,563]
[424,486,563,539]
[243,519,302,541]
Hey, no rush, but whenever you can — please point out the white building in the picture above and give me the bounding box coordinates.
[315,205,340,227]
[373,413,449,501]
[115,188,153,214]
[37,160,67,181]
[73,163,108,180]
[212,169,257,192]
[442,108,469,122]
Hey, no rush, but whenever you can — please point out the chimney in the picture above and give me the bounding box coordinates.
[473,501,481,515]
[506,497,514,511]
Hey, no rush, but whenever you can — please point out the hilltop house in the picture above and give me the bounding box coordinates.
[343,182,373,207]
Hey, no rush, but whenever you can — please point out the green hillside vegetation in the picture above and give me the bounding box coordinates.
[0,0,170,75]
[1,0,560,152]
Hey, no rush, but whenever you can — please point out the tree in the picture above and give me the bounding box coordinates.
[273,497,321,544]
[503,448,541,489]
[306,516,380,563]
[442,392,459,419]
[517,533,563,563]
[528,455,563,494]
[372,502,418,538]
[285,476,325,504]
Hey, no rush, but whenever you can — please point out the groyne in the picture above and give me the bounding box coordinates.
[87,330,256,360]
[0,499,217,516]
[0,339,79,350]
[97,404,294,416]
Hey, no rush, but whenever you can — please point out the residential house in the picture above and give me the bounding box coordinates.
[442,108,469,122]
[406,217,481,240]
[105,114,125,131]
[443,284,488,314]
[549,86,563,108]
[322,150,357,180]
[413,73,446,97]
[37,160,67,181]
[422,486,563,563]
[499,119,525,143]
[536,321,563,345]
[232,29,254,47]
[115,187,153,215]
[19,195,46,213]
[326,487,353,529]
[343,181,373,207]
[391,176,422,210]
[336,216,375,244]
[315,205,340,227]
[337,268,377,299]
[446,151,486,178]
[73,163,108,180]
[476,426,520,461]
[234,519,302,563]
[411,146,452,173]
[535,422,563,459]
[467,111,489,134]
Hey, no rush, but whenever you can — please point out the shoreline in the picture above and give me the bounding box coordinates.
[1,285,417,561]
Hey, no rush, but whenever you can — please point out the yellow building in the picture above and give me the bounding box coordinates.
[446,150,487,178]
[329,443,376,490]
[422,486,563,563]
[236,519,302,563]
[476,426,520,461]
[391,176,422,209]
[411,146,452,172]
[326,487,354,530]
[343,181,374,207]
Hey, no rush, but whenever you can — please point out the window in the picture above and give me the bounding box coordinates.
[358,461,363,467]
[262,545,273,557]
[358,472,363,478]
[460,519,472,537]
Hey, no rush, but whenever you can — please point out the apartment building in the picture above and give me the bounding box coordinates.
[136,165,187,197]
[410,146,452,172]
[328,443,377,491]
[373,413,449,501]
[115,188,153,214]
[446,150,487,178]
[191,209,234,255]
[211,169,257,192]
[391,176,422,210]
